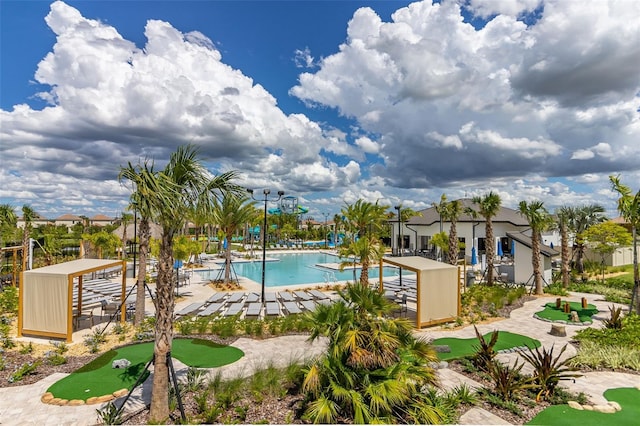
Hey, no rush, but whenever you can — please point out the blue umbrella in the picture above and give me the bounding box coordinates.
[223,238,228,249]
[471,247,477,265]
[511,241,515,256]
[550,242,554,249]
[497,239,503,257]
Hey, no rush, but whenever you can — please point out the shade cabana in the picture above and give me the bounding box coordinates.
[380,256,461,328]
[18,259,126,342]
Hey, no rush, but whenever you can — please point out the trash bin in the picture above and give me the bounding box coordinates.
[466,270,475,287]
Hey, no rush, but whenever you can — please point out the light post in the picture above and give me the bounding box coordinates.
[323,213,329,248]
[395,205,402,257]
[248,188,284,303]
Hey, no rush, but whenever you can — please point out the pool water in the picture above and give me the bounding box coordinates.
[198,252,398,287]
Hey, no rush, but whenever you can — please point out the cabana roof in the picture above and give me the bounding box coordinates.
[25,258,123,276]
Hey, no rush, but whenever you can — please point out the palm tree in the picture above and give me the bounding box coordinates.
[121,145,241,421]
[338,236,386,286]
[0,204,18,248]
[518,200,554,295]
[555,206,573,288]
[341,200,389,284]
[441,199,462,265]
[610,175,640,314]
[302,282,443,424]
[151,145,241,421]
[567,204,606,275]
[119,159,159,326]
[212,194,257,284]
[21,205,37,269]
[472,192,502,285]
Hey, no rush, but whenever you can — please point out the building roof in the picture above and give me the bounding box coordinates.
[56,213,82,221]
[401,199,529,226]
[507,232,559,257]
[91,214,113,221]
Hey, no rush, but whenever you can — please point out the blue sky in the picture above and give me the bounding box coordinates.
[1,0,639,220]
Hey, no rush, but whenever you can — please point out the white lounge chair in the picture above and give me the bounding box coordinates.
[300,300,317,311]
[264,292,277,303]
[197,302,224,317]
[227,292,245,303]
[175,302,204,317]
[294,291,313,301]
[265,302,280,316]
[206,292,227,304]
[245,292,260,303]
[308,289,329,300]
[278,291,295,302]
[282,301,302,315]
[245,302,262,319]
[223,302,244,317]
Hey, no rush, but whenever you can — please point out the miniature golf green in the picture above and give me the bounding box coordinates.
[47,338,244,401]
[432,331,541,360]
[527,387,640,425]
[535,301,599,323]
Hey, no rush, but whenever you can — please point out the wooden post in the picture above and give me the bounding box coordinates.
[556,298,562,309]
[581,297,587,309]
[563,302,571,313]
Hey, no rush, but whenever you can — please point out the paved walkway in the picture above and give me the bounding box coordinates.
[1,289,639,425]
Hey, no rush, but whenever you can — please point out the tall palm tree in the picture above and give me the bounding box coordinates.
[121,145,241,421]
[332,213,343,247]
[341,200,389,284]
[119,159,158,326]
[555,206,573,288]
[518,200,554,295]
[472,192,502,285]
[212,194,257,284]
[338,235,386,286]
[20,205,37,269]
[441,199,462,265]
[610,175,640,314]
[302,282,443,424]
[567,204,606,274]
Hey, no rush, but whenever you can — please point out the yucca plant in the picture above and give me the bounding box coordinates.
[603,305,623,329]
[471,326,499,372]
[520,344,581,401]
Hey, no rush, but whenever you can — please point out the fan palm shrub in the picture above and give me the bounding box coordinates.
[301,282,444,424]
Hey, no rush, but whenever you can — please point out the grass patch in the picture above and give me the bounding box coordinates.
[432,331,540,361]
[47,338,243,401]
[527,387,640,425]
[535,302,599,323]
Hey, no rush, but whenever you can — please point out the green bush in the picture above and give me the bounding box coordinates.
[0,286,18,314]
[574,312,640,349]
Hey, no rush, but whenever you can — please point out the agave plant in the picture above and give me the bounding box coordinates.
[520,344,581,401]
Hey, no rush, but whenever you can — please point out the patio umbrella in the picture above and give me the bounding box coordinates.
[511,241,515,256]
[223,238,228,250]
[550,242,554,249]
[471,246,477,265]
[497,239,504,257]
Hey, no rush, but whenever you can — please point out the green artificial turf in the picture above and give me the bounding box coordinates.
[535,301,599,323]
[527,387,640,425]
[432,331,541,361]
[47,338,243,401]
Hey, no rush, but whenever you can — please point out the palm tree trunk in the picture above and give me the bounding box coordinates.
[224,233,232,284]
[532,232,543,295]
[360,257,369,286]
[134,218,150,325]
[149,232,175,422]
[576,242,586,274]
[631,226,639,314]
[448,220,458,265]
[21,226,30,270]
[486,219,495,285]
[560,224,570,288]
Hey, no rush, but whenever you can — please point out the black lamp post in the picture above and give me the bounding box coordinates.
[248,188,284,303]
[395,205,402,257]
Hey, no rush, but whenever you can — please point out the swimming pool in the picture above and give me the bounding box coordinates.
[197,252,398,287]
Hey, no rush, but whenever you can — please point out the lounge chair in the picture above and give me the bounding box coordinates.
[265,302,280,316]
[294,291,313,301]
[223,302,245,317]
[245,302,262,319]
[227,292,245,303]
[300,300,317,311]
[282,301,302,315]
[308,289,329,300]
[175,302,204,317]
[197,302,224,317]
[264,292,277,303]
[245,292,260,303]
[206,292,227,304]
[278,291,295,302]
